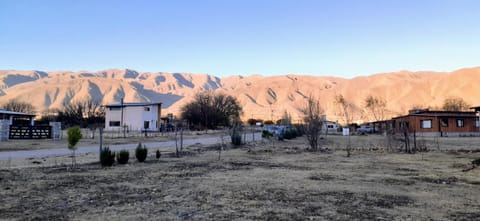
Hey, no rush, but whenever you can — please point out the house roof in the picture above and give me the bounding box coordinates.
[470,106,480,112]
[105,102,162,108]
[0,109,36,117]
[392,110,476,119]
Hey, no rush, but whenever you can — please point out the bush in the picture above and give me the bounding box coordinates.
[116,150,130,164]
[262,130,272,138]
[283,128,298,140]
[156,150,161,159]
[100,146,115,167]
[231,133,242,145]
[135,143,148,162]
[264,120,274,125]
[294,124,305,137]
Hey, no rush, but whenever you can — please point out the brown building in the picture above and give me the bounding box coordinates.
[392,109,480,137]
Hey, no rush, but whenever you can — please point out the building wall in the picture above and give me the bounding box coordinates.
[394,115,479,135]
[105,105,160,131]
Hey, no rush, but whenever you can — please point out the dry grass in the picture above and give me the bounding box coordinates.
[0,136,480,220]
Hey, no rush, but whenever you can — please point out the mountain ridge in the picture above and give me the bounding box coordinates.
[1,67,479,123]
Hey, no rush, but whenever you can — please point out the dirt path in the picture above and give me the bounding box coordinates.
[0,133,262,160]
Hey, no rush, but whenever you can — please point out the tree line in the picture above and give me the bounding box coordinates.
[1,98,105,128]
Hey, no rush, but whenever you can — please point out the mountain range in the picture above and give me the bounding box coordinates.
[1,67,480,123]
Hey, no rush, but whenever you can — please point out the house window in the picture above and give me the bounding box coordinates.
[144,121,150,129]
[109,121,121,127]
[456,119,464,127]
[109,107,121,111]
[420,120,432,129]
[144,107,150,111]
[440,118,448,127]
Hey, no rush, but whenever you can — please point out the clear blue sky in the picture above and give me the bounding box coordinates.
[1,0,479,78]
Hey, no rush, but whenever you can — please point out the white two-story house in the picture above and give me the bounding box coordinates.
[105,102,162,131]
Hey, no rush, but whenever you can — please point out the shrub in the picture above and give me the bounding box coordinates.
[231,133,242,145]
[135,143,148,162]
[262,130,272,138]
[156,150,161,159]
[116,150,130,164]
[264,120,274,125]
[100,146,115,167]
[283,128,298,140]
[294,124,305,137]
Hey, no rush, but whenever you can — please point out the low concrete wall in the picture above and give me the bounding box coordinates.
[49,122,62,140]
[415,132,480,137]
[0,120,9,141]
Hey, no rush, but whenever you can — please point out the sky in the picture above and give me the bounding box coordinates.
[0,0,479,78]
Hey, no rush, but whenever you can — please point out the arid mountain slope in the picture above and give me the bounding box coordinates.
[1,67,479,123]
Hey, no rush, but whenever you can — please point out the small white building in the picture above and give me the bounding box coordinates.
[105,102,162,131]
[322,120,339,133]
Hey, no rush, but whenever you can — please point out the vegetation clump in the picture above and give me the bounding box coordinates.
[262,130,273,138]
[116,150,130,164]
[100,146,115,167]
[67,127,83,167]
[230,122,243,146]
[283,128,298,140]
[135,142,148,162]
[156,150,161,160]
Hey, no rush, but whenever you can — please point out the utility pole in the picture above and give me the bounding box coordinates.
[121,98,126,138]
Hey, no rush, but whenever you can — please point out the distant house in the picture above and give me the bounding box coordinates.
[322,120,339,133]
[105,102,162,131]
[392,109,480,137]
[0,109,36,126]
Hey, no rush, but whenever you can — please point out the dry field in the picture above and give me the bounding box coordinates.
[1,135,480,220]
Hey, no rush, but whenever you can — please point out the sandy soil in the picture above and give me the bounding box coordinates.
[0,136,479,220]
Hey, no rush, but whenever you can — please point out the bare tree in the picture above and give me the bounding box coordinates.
[181,91,242,130]
[364,95,387,122]
[442,97,470,111]
[335,94,354,157]
[2,99,35,114]
[302,95,324,151]
[57,98,105,128]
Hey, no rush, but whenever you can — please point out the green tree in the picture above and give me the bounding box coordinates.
[442,97,469,111]
[181,92,242,129]
[67,127,83,167]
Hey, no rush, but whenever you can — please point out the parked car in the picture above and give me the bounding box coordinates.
[357,125,374,133]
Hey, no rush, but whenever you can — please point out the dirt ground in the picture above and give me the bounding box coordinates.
[1,135,479,220]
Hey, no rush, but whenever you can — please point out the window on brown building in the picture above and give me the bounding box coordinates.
[456,119,464,127]
[421,120,432,129]
[440,118,448,127]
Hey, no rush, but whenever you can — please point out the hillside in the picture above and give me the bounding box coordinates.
[1,67,479,123]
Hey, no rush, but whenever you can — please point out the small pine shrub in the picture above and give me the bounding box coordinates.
[156,150,161,159]
[135,143,148,162]
[231,133,242,145]
[100,147,115,167]
[294,125,305,137]
[283,128,298,140]
[116,150,130,164]
[262,130,272,138]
